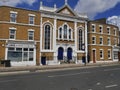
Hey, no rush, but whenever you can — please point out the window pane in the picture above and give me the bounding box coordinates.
[92,25,95,32]
[107,28,110,34]
[78,29,83,50]
[99,26,102,33]
[44,25,51,49]
[29,16,34,24]
[64,25,67,39]
[8,48,14,51]
[9,29,15,39]
[59,28,62,39]
[16,48,22,51]
[29,52,33,61]
[69,29,71,39]
[107,38,110,45]
[10,13,16,22]
[10,35,15,39]
[28,31,34,40]
[29,48,34,51]
[23,52,28,61]
[100,50,103,58]
[24,48,28,51]
[8,51,22,61]
[100,38,103,44]
[10,30,15,34]
[92,37,95,44]
[108,50,111,58]
[114,51,118,59]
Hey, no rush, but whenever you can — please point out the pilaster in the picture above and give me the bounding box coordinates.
[74,21,77,53]
[85,21,88,63]
[53,17,57,62]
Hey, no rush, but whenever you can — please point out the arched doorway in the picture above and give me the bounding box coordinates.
[67,47,72,60]
[58,47,64,60]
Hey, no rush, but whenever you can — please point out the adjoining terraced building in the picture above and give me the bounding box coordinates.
[88,19,119,63]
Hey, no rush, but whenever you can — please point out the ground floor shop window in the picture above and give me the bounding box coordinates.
[8,51,22,61]
[7,47,34,62]
[113,51,118,59]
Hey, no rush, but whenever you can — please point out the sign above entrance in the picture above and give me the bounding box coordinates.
[6,44,35,48]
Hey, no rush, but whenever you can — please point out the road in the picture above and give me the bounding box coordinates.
[0,65,120,90]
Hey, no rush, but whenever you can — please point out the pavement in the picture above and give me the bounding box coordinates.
[0,61,120,75]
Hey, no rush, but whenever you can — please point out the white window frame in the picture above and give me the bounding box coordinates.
[7,47,34,62]
[100,49,104,59]
[9,27,16,40]
[99,36,103,45]
[108,49,111,59]
[113,28,116,36]
[114,38,117,46]
[107,27,110,35]
[44,24,52,50]
[92,36,96,45]
[113,51,118,60]
[91,24,96,33]
[107,37,111,46]
[78,28,84,51]
[58,23,73,41]
[63,24,68,40]
[10,11,17,23]
[58,27,62,40]
[28,29,34,41]
[99,25,103,33]
[29,14,35,25]
[69,28,73,40]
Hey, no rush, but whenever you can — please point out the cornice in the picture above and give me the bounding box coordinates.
[41,13,87,23]
[0,21,40,27]
[40,10,88,21]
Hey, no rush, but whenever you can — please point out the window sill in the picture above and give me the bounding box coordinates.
[9,39,16,40]
[10,22,17,23]
[57,38,74,41]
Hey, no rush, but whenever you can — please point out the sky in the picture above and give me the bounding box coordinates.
[0,0,120,21]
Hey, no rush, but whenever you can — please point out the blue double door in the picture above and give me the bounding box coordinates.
[58,47,72,60]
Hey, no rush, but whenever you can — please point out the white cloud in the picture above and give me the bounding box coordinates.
[74,0,120,19]
[107,16,120,30]
[0,0,37,6]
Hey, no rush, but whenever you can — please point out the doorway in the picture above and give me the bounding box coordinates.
[67,47,72,60]
[58,47,64,60]
[41,56,46,65]
[92,50,96,63]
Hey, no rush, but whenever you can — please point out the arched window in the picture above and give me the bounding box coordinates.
[64,25,67,39]
[44,24,51,49]
[78,29,83,50]
[69,29,71,40]
[58,24,73,40]
[59,27,62,39]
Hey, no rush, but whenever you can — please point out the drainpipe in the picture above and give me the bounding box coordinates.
[85,21,88,64]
